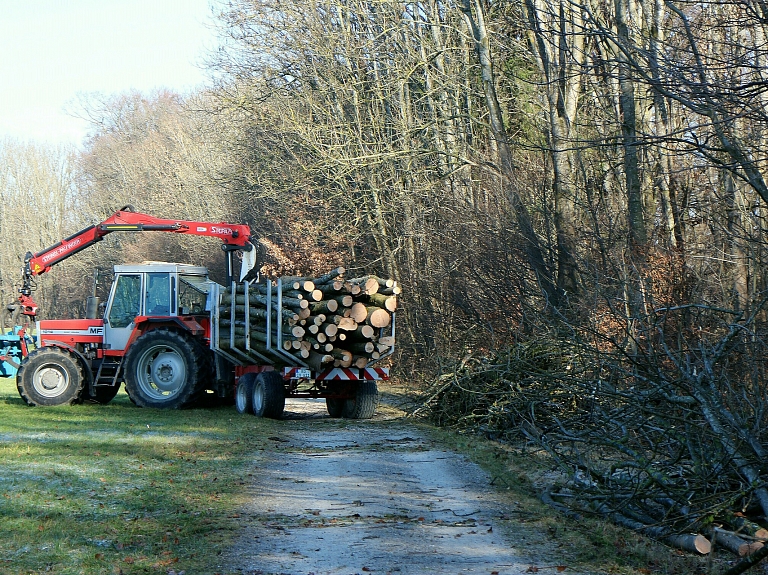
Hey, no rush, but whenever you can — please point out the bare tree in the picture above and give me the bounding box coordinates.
[0,139,84,319]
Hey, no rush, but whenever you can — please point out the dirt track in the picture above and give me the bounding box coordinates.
[223,397,578,575]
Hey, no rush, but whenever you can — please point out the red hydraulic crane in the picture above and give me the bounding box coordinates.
[16,205,254,317]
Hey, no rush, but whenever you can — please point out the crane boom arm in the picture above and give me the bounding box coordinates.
[17,207,253,316]
[26,207,252,278]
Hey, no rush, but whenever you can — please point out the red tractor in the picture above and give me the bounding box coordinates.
[11,206,389,418]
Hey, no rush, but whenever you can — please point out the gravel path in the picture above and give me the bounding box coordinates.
[222,398,576,575]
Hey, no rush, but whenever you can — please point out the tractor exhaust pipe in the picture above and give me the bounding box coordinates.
[85,296,100,319]
[85,268,101,319]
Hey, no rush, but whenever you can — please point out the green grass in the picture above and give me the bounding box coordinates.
[0,378,275,575]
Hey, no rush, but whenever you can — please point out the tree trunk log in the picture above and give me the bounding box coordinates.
[349,302,368,323]
[313,266,346,284]
[347,276,380,295]
[366,293,397,311]
[331,294,354,308]
[309,299,338,314]
[307,352,334,371]
[348,324,375,340]
[711,528,751,555]
[366,307,391,328]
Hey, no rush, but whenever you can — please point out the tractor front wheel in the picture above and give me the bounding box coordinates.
[17,347,85,406]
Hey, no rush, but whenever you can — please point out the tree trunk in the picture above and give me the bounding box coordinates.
[461,0,560,308]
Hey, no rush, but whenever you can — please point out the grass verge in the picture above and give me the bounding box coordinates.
[0,378,277,575]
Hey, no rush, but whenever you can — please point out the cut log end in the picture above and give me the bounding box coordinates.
[357,324,375,339]
[667,534,711,555]
[324,323,339,337]
[363,277,379,295]
[337,317,358,331]
[310,289,323,301]
[298,308,311,320]
[349,302,368,323]
[367,308,391,328]
[739,542,764,557]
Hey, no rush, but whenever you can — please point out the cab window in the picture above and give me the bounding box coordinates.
[145,273,171,315]
[178,275,209,315]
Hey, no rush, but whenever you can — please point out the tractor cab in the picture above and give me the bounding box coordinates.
[104,263,212,351]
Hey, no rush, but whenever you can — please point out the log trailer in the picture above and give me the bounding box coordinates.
[8,206,390,419]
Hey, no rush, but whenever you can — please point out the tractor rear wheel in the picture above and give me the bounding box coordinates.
[17,347,85,406]
[252,371,285,419]
[124,329,206,409]
[341,381,379,419]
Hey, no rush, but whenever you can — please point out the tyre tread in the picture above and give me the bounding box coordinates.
[342,381,379,419]
[252,371,285,419]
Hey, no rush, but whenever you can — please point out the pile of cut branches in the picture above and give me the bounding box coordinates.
[416,305,768,567]
[414,339,577,440]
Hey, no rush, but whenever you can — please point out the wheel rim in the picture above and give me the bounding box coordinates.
[135,345,187,399]
[253,383,264,413]
[32,364,69,398]
[235,383,249,412]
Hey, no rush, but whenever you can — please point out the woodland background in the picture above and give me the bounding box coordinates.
[4,0,768,547]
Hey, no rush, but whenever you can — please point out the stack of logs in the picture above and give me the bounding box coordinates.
[219,267,398,371]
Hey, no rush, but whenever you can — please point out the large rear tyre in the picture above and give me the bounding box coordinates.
[235,373,257,414]
[123,329,205,409]
[17,347,85,406]
[252,371,285,419]
[341,381,379,419]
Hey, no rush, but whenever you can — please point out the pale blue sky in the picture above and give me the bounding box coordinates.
[0,0,220,145]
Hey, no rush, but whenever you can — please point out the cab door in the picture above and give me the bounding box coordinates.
[104,273,142,351]
[145,272,173,316]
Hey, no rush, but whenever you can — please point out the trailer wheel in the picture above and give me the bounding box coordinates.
[252,371,285,419]
[17,347,85,406]
[124,329,204,409]
[341,381,379,419]
[326,398,344,418]
[235,373,257,414]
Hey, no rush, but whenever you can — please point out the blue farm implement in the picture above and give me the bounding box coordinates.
[0,327,34,378]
